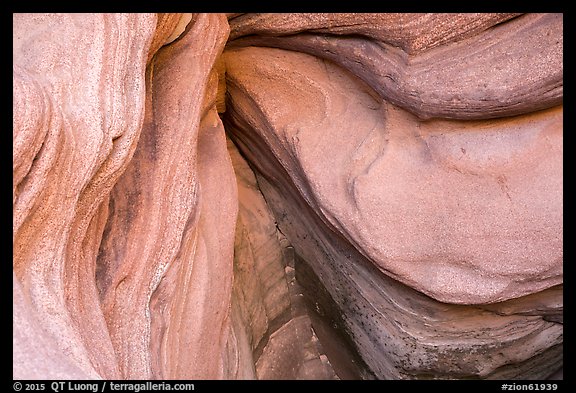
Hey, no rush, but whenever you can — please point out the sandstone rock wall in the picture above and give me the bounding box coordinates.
[13,13,563,380]
[13,13,236,379]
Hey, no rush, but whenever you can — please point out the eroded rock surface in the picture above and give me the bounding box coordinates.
[223,13,563,379]
[13,13,160,379]
[228,13,563,120]
[222,45,562,379]
[13,13,562,380]
[13,13,236,380]
[223,46,562,305]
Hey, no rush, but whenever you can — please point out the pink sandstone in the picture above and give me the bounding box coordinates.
[13,13,563,380]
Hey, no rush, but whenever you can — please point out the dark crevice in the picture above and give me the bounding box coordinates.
[295,252,376,380]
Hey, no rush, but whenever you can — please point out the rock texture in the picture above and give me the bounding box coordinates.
[222,46,562,379]
[228,13,563,120]
[97,13,235,380]
[226,139,338,380]
[14,13,562,380]
[223,13,563,379]
[13,13,161,379]
[223,46,562,305]
[13,13,236,380]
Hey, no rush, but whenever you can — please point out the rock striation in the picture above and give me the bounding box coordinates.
[13,13,563,380]
[222,45,562,379]
[222,45,563,306]
[227,13,562,120]
[13,13,236,380]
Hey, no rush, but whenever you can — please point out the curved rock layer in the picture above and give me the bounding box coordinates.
[223,46,562,305]
[13,13,237,380]
[97,13,234,380]
[228,13,520,54]
[228,13,563,120]
[13,13,160,379]
[222,45,563,379]
[13,13,562,380]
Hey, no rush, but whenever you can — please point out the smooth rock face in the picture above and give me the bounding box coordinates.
[223,46,562,305]
[14,13,562,380]
[96,14,234,380]
[222,45,563,378]
[222,13,563,379]
[13,272,93,380]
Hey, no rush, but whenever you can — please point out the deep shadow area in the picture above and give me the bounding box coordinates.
[295,252,376,380]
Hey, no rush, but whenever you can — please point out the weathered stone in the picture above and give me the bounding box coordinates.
[13,13,159,380]
[228,13,520,54]
[13,13,235,380]
[478,285,563,324]
[226,139,338,380]
[96,14,233,379]
[223,46,562,305]
[13,272,93,380]
[223,45,563,379]
[228,13,563,120]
